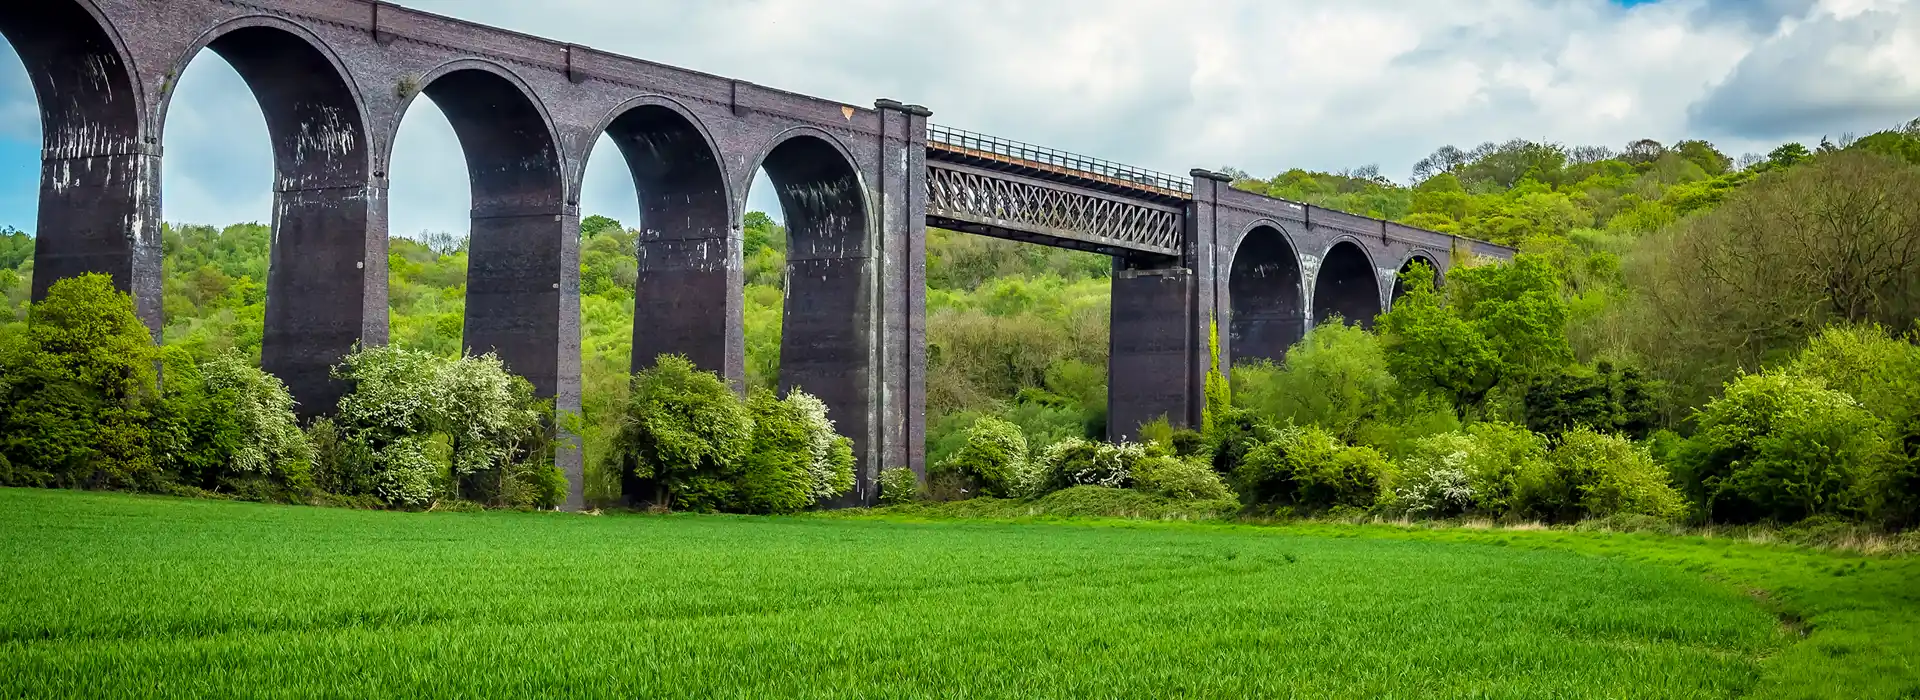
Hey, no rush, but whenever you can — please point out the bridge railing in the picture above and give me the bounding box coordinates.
[927,124,1192,196]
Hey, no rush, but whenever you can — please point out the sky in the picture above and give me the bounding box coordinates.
[2,0,1919,237]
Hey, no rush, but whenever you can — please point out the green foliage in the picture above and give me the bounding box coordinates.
[1378,266,1500,412]
[1517,427,1684,522]
[1203,407,1281,475]
[877,467,920,505]
[1523,361,1659,439]
[615,355,753,510]
[933,416,1027,498]
[152,349,312,494]
[735,389,817,515]
[1232,321,1394,439]
[1235,427,1393,511]
[1023,438,1143,497]
[331,345,551,508]
[1680,371,1892,524]
[0,226,30,271]
[1393,422,1548,518]
[1203,314,1230,433]
[0,274,161,489]
[1618,152,1920,412]
[1786,326,1920,526]
[1132,455,1235,501]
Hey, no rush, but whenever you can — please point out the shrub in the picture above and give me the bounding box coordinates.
[1558,428,1682,518]
[1024,438,1143,496]
[614,355,754,510]
[0,274,161,490]
[200,351,312,485]
[1132,455,1234,501]
[1235,426,1393,511]
[1787,325,1920,526]
[1394,423,1550,519]
[935,416,1027,498]
[878,467,920,505]
[332,345,551,509]
[1679,371,1894,524]
[1392,432,1477,518]
[1514,428,1683,523]
[1232,322,1395,439]
[1205,407,1280,475]
[735,389,816,514]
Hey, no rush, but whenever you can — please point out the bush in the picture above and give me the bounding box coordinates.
[1023,438,1143,497]
[614,355,753,509]
[1204,407,1280,475]
[1515,428,1683,523]
[1132,455,1234,501]
[332,345,553,509]
[1235,426,1393,511]
[735,389,817,514]
[1787,325,1920,526]
[878,467,920,505]
[155,350,312,494]
[1391,422,1548,518]
[935,416,1027,498]
[1678,371,1893,524]
[1232,322,1395,439]
[0,274,161,490]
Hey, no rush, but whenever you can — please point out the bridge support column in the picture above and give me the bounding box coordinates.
[262,183,388,419]
[464,207,583,510]
[1108,261,1196,441]
[31,150,164,336]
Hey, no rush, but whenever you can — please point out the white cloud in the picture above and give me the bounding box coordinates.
[4,0,1917,235]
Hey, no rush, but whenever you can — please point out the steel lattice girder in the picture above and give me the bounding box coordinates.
[926,161,1185,257]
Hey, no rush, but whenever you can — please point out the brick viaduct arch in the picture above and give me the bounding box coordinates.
[8,0,1511,507]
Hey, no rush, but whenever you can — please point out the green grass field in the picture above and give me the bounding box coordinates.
[1,489,1914,698]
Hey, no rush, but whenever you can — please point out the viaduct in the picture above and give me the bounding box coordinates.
[2,0,1515,508]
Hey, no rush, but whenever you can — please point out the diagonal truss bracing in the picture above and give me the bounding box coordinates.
[925,161,1185,258]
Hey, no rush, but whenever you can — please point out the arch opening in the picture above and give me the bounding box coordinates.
[1312,240,1382,329]
[409,67,568,398]
[173,24,374,415]
[0,1,150,324]
[753,133,871,502]
[605,104,732,378]
[1391,254,1442,303]
[1227,225,1305,365]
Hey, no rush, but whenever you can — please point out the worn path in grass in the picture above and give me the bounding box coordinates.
[0,488,1913,698]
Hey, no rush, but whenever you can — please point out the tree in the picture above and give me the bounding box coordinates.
[1621,151,1920,409]
[1523,361,1659,439]
[615,354,753,509]
[1766,142,1811,169]
[1232,322,1395,440]
[0,226,30,271]
[1377,265,1501,415]
[1679,371,1892,524]
[1672,140,1732,176]
[0,274,160,489]
[332,345,550,507]
[580,215,623,238]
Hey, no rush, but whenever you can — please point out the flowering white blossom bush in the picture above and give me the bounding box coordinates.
[374,436,443,508]
[1024,438,1144,496]
[197,351,312,476]
[333,346,549,507]
[788,390,854,504]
